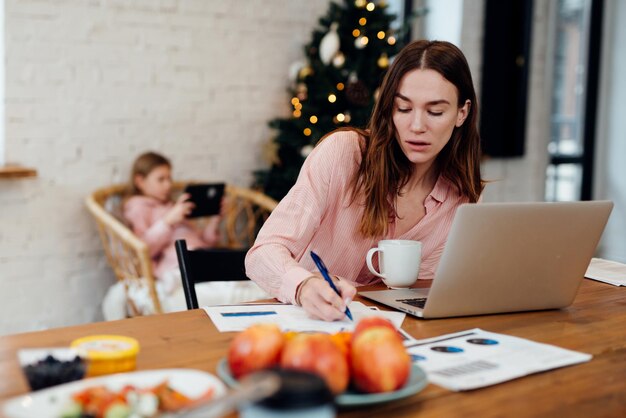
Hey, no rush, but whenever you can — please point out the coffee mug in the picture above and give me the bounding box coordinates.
[366,240,422,288]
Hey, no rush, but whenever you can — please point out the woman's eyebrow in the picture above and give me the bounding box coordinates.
[394,93,450,106]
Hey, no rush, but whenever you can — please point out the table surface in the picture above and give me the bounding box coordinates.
[1,279,625,417]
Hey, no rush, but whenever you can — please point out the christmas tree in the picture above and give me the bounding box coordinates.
[256,0,417,201]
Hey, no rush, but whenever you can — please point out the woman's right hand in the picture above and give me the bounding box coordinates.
[296,274,357,321]
[163,193,195,226]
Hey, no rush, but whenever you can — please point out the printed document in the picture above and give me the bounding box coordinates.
[203,301,405,333]
[406,328,591,391]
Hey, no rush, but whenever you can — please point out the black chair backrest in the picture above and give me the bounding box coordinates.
[175,239,250,310]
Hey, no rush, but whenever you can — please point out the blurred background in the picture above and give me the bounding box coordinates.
[0,0,623,335]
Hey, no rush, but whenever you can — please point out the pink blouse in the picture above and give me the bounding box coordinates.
[123,196,218,279]
[245,130,471,305]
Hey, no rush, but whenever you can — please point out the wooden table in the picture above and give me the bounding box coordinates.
[1,279,625,417]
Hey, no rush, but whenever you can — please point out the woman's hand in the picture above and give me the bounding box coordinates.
[164,193,195,226]
[296,274,357,321]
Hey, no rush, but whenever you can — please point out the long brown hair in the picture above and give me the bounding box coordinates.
[351,40,484,237]
[129,151,171,196]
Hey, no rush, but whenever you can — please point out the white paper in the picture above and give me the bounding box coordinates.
[585,257,626,286]
[203,301,405,333]
[406,328,591,391]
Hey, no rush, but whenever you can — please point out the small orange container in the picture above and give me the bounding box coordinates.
[71,335,140,377]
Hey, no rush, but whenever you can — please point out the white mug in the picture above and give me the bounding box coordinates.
[366,240,422,288]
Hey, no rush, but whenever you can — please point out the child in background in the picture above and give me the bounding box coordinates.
[123,151,221,294]
[100,151,268,318]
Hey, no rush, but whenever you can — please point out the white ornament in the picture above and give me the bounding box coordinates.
[319,23,340,65]
[300,145,314,158]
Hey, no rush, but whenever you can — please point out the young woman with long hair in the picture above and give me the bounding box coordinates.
[246,40,485,321]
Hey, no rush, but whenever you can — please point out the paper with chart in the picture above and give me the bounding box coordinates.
[406,328,592,391]
[203,301,405,333]
[585,257,626,286]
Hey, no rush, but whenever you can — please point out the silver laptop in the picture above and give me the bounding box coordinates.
[360,201,613,318]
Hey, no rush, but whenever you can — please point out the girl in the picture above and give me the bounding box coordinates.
[246,40,485,321]
[121,152,267,313]
[123,151,221,294]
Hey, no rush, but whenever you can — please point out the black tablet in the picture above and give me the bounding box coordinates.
[184,183,225,218]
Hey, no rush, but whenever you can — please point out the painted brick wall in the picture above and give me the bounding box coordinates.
[0,0,331,335]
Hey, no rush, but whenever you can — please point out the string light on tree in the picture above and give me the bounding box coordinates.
[359,17,367,26]
[310,115,318,124]
[328,94,337,103]
[355,36,369,49]
[355,0,366,7]
[377,31,386,40]
[333,52,346,68]
[387,36,397,45]
[366,2,375,11]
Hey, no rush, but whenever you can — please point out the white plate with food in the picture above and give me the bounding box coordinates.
[2,368,226,418]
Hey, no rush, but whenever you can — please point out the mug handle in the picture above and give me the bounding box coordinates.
[366,247,386,279]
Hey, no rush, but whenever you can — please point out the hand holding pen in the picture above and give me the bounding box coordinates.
[295,251,356,322]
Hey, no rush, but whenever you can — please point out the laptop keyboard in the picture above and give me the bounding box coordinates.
[397,298,427,309]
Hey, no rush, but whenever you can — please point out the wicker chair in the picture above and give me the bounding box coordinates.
[85,182,278,316]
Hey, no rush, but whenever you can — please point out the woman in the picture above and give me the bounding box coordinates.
[246,40,484,321]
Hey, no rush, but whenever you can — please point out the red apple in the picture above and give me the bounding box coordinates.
[353,316,402,342]
[227,323,285,379]
[351,326,411,393]
[280,333,349,394]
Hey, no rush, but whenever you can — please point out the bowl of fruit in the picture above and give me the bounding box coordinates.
[219,317,429,407]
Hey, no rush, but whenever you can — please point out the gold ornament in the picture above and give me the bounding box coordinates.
[377,53,389,68]
[298,66,313,79]
[374,88,381,101]
[296,83,308,101]
[263,140,280,165]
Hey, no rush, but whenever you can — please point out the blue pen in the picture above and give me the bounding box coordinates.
[310,251,353,321]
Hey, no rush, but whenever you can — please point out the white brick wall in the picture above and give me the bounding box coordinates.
[0,0,331,335]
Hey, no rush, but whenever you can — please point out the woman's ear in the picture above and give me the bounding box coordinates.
[455,99,471,127]
[134,174,146,193]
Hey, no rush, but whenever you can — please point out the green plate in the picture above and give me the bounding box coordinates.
[216,358,428,407]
